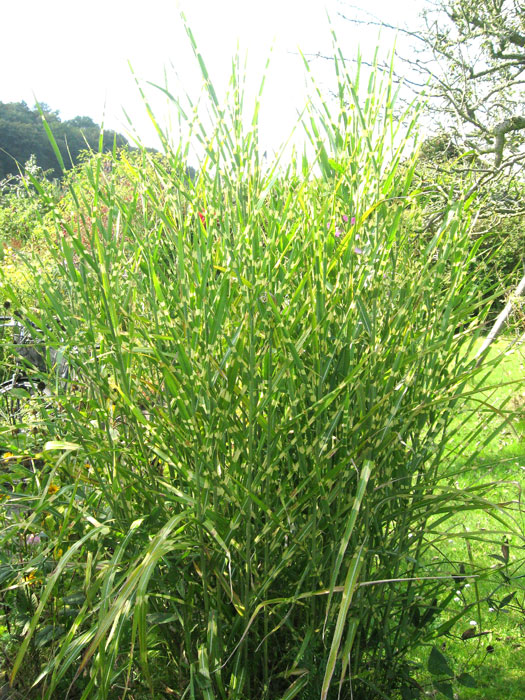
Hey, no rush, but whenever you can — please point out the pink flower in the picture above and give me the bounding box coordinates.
[351,216,356,225]
[335,227,343,238]
[26,534,41,546]
[342,214,348,223]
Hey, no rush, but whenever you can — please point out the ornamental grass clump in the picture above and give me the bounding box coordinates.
[1,26,523,700]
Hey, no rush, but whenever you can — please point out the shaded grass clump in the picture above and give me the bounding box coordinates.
[1,25,523,700]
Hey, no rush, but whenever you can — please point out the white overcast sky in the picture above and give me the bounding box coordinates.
[1,0,424,157]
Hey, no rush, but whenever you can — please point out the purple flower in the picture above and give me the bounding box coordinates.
[26,534,41,546]
[351,216,356,225]
[335,227,343,238]
[342,214,348,223]
[354,247,363,255]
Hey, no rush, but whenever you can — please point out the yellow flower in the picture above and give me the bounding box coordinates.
[2,452,15,461]
[47,483,59,495]
[22,571,42,586]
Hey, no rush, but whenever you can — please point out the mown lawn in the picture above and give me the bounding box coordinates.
[414,336,525,699]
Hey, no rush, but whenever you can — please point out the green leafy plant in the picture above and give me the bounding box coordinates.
[0,155,59,246]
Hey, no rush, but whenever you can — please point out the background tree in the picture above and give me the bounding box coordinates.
[336,0,525,213]
[393,1,525,168]
[0,101,129,179]
[332,0,525,326]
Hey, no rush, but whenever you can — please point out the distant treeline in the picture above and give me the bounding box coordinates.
[0,101,129,179]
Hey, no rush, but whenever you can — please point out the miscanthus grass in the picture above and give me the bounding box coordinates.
[1,25,523,700]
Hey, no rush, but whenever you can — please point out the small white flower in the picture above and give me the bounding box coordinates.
[469,620,477,626]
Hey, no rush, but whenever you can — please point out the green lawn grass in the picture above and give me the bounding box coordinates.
[415,336,525,699]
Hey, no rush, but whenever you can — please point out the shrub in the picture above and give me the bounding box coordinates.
[0,155,59,248]
[413,134,525,328]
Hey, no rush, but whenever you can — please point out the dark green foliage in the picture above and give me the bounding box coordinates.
[0,101,128,179]
[413,133,525,324]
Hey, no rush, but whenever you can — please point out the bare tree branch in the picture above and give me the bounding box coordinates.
[336,0,525,170]
[476,274,525,363]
